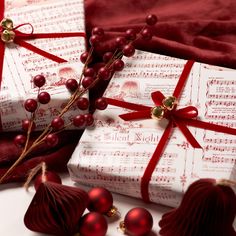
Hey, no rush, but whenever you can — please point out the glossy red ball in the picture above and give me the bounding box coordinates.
[22,119,36,132]
[24,99,38,113]
[45,133,59,147]
[141,28,153,40]
[84,114,94,126]
[14,134,27,147]
[95,97,108,110]
[125,28,136,40]
[87,187,113,214]
[146,14,158,26]
[65,79,78,92]
[82,76,94,88]
[33,74,46,87]
[92,27,104,37]
[34,171,61,191]
[124,207,153,236]
[98,67,111,81]
[73,114,86,127]
[89,35,100,46]
[79,212,108,236]
[115,36,127,48]
[122,44,135,57]
[113,59,125,71]
[102,52,113,63]
[80,52,91,64]
[84,68,96,78]
[77,97,89,110]
[51,117,64,130]
[38,91,51,104]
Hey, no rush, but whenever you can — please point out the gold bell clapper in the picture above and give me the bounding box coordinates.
[151,106,165,120]
[0,18,14,30]
[1,18,15,43]
[162,96,177,110]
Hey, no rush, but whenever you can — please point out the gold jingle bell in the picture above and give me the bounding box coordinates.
[151,106,165,120]
[0,18,14,30]
[106,206,118,217]
[1,29,15,43]
[162,96,177,110]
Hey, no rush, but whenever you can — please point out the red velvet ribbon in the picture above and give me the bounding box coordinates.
[0,0,86,88]
[106,60,236,202]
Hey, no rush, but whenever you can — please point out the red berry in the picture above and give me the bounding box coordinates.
[89,35,100,46]
[51,117,64,130]
[66,79,78,92]
[34,171,61,191]
[82,76,94,88]
[125,28,136,40]
[80,52,91,64]
[102,52,113,63]
[146,14,158,26]
[98,67,111,81]
[84,114,94,126]
[24,99,38,112]
[141,28,153,40]
[113,59,124,71]
[14,134,26,147]
[33,74,46,87]
[38,91,50,104]
[73,114,86,127]
[45,133,59,147]
[84,68,96,78]
[22,119,36,132]
[95,97,108,110]
[92,27,104,37]
[115,36,127,48]
[77,97,89,110]
[122,44,135,57]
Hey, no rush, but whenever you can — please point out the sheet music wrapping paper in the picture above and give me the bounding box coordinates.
[68,50,236,207]
[0,0,86,131]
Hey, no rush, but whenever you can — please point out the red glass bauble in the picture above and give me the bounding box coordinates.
[159,178,236,236]
[124,207,153,236]
[79,212,108,236]
[33,74,46,87]
[87,187,113,214]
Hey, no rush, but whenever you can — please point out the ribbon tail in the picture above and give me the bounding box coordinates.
[174,119,202,149]
[0,42,4,88]
[106,98,151,111]
[183,119,236,136]
[141,121,173,202]
[14,39,67,63]
[119,110,151,121]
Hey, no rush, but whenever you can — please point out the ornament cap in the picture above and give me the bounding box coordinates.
[119,221,126,233]
[162,96,177,110]
[1,18,14,30]
[151,106,165,120]
[106,205,118,217]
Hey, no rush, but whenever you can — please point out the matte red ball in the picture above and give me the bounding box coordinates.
[79,212,108,236]
[89,35,101,46]
[115,36,127,48]
[51,117,64,130]
[84,68,96,78]
[73,114,86,127]
[22,119,36,132]
[77,97,89,110]
[95,97,108,110]
[14,134,27,147]
[125,28,136,40]
[84,114,94,126]
[80,52,91,64]
[34,171,61,191]
[45,133,59,147]
[122,44,135,57]
[33,74,46,87]
[66,79,78,92]
[141,28,153,40]
[82,76,94,88]
[113,59,125,71]
[102,52,113,63]
[87,187,113,213]
[124,207,153,236]
[146,14,158,26]
[38,91,50,104]
[24,99,38,112]
[98,67,111,81]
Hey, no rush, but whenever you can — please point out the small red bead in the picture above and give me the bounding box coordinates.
[80,52,91,64]
[84,68,96,78]
[84,114,94,126]
[115,36,127,48]
[141,28,153,40]
[65,79,78,92]
[14,134,26,147]
[73,114,86,127]
[92,27,104,37]
[38,91,50,104]
[82,77,94,88]
[146,14,158,26]
[89,35,101,46]
[51,117,64,130]
[34,171,61,191]
[113,59,125,71]
[24,99,38,113]
[22,119,36,132]
[95,97,108,110]
[125,28,136,40]
[77,97,89,110]
[122,44,135,57]
[98,67,111,81]
[33,75,46,87]
[45,133,59,147]
[102,52,113,63]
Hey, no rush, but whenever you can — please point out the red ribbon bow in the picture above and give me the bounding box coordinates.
[106,60,236,202]
[0,0,86,87]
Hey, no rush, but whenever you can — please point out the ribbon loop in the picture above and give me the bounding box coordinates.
[174,106,198,119]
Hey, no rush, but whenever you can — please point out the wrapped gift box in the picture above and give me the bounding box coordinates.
[68,50,236,207]
[0,0,87,131]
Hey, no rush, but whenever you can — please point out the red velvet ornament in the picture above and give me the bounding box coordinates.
[123,207,153,236]
[159,178,236,236]
[87,187,113,214]
[24,182,88,236]
[79,212,108,236]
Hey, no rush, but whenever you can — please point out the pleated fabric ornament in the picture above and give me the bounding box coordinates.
[159,178,236,236]
[24,182,88,236]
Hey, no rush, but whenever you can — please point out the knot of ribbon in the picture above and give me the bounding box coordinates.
[106,60,236,203]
